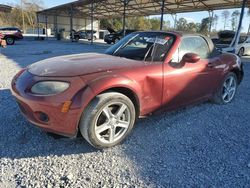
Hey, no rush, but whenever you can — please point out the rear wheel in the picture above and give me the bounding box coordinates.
[79,92,136,149]
[238,47,244,57]
[74,36,80,42]
[213,72,238,104]
[5,36,15,45]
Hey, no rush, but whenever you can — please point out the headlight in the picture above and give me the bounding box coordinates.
[31,81,70,95]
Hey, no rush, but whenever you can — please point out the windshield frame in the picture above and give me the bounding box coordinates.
[105,31,176,62]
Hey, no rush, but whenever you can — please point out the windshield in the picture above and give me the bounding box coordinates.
[105,32,175,62]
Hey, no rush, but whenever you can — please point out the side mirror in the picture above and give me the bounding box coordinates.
[181,53,200,64]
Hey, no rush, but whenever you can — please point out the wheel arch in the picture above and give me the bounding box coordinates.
[99,86,140,118]
[231,67,243,84]
[73,84,141,137]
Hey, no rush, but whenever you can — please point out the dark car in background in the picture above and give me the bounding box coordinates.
[104,28,137,44]
[0,27,23,45]
[71,30,98,41]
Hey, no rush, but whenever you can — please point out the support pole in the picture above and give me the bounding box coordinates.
[171,14,177,29]
[45,14,48,40]
[160,0,165,30]
[70,4,74,42]
[122,0,128,37]
[37,13,40,38]
[230,0,247,51]
[54,14,58,38]
[208,10,214,36]
[90,1,94,45]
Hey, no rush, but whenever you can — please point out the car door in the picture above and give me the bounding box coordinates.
[162,36,220,110]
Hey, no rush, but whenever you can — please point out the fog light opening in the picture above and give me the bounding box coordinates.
[38,112,49,122]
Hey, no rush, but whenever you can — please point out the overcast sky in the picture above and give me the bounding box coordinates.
[2,0,250,32]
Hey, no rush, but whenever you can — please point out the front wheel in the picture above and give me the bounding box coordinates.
[5,37,15,45]
[79,92,136,149]
[213,72,238,104]
[238,47,244,57]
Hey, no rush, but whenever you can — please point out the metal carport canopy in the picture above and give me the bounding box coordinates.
[37,0,249,18]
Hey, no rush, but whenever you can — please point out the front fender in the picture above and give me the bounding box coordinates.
[87,74,142,99]
[71,74,142,133]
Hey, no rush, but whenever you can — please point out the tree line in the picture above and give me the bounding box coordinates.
[0,0,44,32]
[101,9,250,35]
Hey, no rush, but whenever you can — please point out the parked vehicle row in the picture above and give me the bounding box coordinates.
[212,30,250,57]
[71,29,98,42]
[0,27,23,45]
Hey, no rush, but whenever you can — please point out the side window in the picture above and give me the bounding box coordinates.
[179,37,210,60]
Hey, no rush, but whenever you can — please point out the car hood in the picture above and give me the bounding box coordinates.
[107,27,116,34]
[28,53,143,77]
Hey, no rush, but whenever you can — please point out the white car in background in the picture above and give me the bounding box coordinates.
[237,36,250,57]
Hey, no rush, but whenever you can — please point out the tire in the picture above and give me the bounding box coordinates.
[212,72,238,104]
[238,47,244,57]
[79,92,136,149]
[74,36,80,42]
[5,37,15,45]
[107,41,111,44]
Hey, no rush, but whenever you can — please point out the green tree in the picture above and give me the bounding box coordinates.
[0,0,43,31]
[176,17,188,31]
[186,22,196,32]
[199,17,211,35]
[100,18,122,31]
[231,10,240,31]
[148,18,161,30]
[126,17,151,30]
[221,10,230,30]
[212,14,219,31]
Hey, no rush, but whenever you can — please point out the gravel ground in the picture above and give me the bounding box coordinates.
[0,40,250,188]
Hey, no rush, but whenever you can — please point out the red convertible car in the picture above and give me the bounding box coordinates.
[11,31,243,148]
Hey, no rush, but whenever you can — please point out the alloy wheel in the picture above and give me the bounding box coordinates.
[238,48,244,57]
[94,102,131,144]
[222,75,237,103]
[6,37,14,45]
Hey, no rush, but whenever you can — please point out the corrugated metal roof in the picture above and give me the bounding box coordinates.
[37,0,249,18]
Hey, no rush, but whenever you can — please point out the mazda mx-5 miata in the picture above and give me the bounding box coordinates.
[11,31,243,148]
